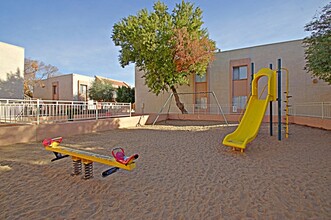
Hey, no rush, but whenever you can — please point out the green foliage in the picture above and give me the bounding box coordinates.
[112,0,215,95]
[303,3,331,84]
[88,80,115,102]
[116,86,135,103]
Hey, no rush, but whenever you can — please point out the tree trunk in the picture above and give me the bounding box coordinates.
[171,86,188,114]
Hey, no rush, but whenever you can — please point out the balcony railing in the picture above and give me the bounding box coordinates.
[0,99,132,124]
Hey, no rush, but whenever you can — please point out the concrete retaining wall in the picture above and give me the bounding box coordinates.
[0,114,329,146]
[0,116,148,146]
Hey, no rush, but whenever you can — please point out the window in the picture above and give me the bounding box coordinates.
[195,97,208,110]
[195,74,206,82]
[232,96,247,110]
[79,84,88,101]
[53,85,57,95]
[233,66,247,80]
[80,84,87,95]
[112,91,117,99]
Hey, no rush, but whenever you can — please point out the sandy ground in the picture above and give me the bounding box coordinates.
[0,120,330,219]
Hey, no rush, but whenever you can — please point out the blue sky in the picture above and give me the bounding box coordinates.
[0,0,329,86]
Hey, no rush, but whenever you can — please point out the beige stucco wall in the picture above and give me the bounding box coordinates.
[135,39,331,114]
[34,74,94,101]
[0,116,148,146]
[34,74,73,100]
[0,42,24,99]
[72,74,94,100]
[210,39,330,108]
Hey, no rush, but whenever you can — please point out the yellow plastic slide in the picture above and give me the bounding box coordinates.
[222,68,277,152]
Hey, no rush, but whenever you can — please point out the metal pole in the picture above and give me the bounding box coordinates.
[250,62,254,91]
[96,101,98,120]
[152,93,173,125]
[212,91,228,125]
[277,59,282,141]
[269,63,273,136]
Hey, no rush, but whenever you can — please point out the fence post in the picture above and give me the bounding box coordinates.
[56,101,58,119]
[129,103,132,117]
[68,102,74,121]
[37,99,40,125]
[96,101,98,120]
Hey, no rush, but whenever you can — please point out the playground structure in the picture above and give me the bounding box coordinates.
[42,137,138,179]
[223,61,291,152]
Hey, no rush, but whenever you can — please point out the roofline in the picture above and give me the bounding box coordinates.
[39,73,94,81]
[218,39,303,54]
[95,75,130,87]
[0,41,24,50]
[95,75,127,83]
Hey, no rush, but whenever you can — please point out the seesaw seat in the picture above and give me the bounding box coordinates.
[112,147,138,165]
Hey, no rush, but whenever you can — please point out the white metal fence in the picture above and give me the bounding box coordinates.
[288,102,331,119]
[0,99,132,124]
[156,102,331,119]
[1,99,330,124]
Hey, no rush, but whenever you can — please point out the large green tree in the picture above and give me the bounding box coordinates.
[303,2,331,84]
[116,86,135,103]
[112,0,215,113]
[88,80,115,102]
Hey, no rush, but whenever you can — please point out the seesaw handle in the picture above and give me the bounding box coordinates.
[102,167,119,177]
